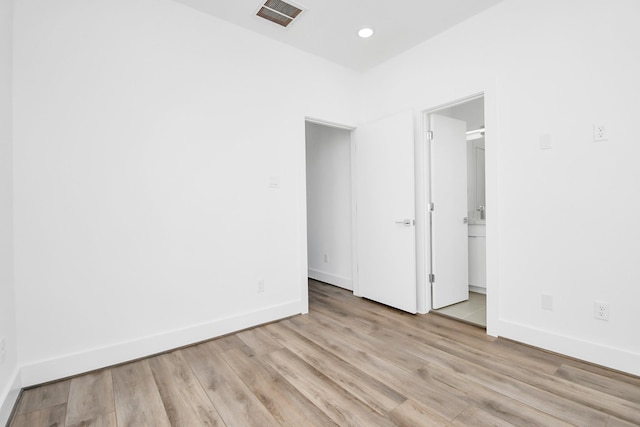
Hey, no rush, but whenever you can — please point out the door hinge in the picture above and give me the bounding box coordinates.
[428,202,435,211]
[429,273,435,283]
[427,131,434,141]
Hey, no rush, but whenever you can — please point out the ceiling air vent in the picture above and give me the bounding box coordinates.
[256,0,305,28]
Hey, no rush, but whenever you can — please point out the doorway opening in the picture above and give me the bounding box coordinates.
[304,113,417,314]
[426,96,487,327]
[304,120,355,293]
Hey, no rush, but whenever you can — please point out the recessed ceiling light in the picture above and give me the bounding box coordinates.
[358,27,374,38]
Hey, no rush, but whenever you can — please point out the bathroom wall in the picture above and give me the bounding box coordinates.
[433,96,484,132]
[433,97,486,219]
[467,138,486,222]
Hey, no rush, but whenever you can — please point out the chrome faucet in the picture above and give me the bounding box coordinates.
[477,206,485,220]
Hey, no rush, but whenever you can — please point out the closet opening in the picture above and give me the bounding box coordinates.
[304,119,355,293]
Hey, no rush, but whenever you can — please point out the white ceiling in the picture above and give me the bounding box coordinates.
[171,0,503,72]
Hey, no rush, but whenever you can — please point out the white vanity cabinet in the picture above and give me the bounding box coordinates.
[468,224,486,291]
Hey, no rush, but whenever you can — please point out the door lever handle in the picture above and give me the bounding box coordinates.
[395,219,413,226]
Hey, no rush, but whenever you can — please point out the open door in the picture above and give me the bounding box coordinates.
[430,114,469,309]
[353,111,416,313]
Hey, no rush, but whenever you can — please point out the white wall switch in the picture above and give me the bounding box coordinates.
[268,176,280,189]
[541,294,553,310]
[593,123,608,142]
[539,134,552,150]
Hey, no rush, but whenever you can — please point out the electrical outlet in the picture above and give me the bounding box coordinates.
[594,301,609,321]
[593,123,608,141]
[257,280,265,293]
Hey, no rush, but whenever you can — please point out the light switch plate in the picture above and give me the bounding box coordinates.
[539,134,552,150]
[268,176,280,189]
[594,123,608,141]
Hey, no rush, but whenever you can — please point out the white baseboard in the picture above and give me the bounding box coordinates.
[498,319,640,377]
[469,285,486,294]
[20,300,303,387]
[308,269,353,290]
[0,368,22,426]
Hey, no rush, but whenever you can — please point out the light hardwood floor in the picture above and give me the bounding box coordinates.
[9,279,640,426]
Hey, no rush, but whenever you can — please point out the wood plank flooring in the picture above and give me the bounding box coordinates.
[9,279,640,426]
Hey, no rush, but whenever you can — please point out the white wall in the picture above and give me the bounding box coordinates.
[436,97,485,131]
[12,0,358,385]
[362,0,640,375]
[0,0,20,423]
[305,123,353,290]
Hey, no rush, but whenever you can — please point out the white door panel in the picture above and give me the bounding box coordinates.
[354,111,416,313]
[430,114,469,309]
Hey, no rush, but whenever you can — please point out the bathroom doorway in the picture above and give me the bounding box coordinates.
[427,96,487,327]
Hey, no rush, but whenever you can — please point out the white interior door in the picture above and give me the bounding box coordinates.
[354,111,416,313]
[430,114,469,309]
